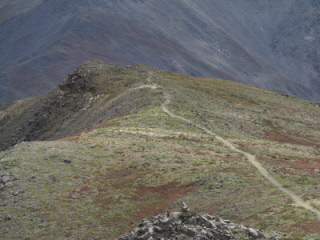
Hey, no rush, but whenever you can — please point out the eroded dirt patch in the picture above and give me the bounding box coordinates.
[264,119,320,148]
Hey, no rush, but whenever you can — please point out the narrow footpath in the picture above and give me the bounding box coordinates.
[144,73,320,219]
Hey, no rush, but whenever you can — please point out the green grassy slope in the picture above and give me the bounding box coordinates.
[1,64,320,239]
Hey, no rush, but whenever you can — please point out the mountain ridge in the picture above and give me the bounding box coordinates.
[1,62,320,239]
[0,62,156,151]
[1,0,320,104]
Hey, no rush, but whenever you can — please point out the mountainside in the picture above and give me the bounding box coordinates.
[0,62,154,151]
[1,62,320,239]
[1,0,320,104]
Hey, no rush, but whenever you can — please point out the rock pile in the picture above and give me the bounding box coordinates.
[117,203,266,240]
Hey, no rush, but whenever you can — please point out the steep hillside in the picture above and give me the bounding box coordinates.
[1,0,320,104]
[1,62,320,239]
[0,62,155,151]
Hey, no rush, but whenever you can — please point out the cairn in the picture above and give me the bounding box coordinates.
[116,203,266,240]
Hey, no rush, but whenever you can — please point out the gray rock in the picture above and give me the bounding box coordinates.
[180,225,197,237]
[4,214,12,221]
[13,191,19,196]
[227,223,237,229]
[184,216,197,225]
[168,212,180,220]
[199,214,209,225]
[248,228,259,237]
[159,217,169,224]
[181,202,189,212]
[2,175,11,183]
[0,173,16,184]
[140,232,151,240]
[240,224,248,230]
[205,220,216,229]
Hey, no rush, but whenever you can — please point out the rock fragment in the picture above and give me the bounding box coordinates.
[4,214,12,221]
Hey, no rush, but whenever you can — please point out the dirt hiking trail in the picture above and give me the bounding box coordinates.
[146,73,320,219]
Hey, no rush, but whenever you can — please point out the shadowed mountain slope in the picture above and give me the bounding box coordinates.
[0,62,155,151]
[1,0,320,104]
[1,62,320,239]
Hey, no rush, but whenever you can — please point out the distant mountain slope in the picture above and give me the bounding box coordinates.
[1,62,320,239]
[1,0,320,104]
[0,0,42,22]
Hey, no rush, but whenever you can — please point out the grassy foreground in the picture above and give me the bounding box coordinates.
[1,66,320,239]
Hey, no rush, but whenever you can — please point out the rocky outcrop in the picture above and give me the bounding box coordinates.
[117,203,266,240]
[58,61,106,94]
[0,62,153,151]
[0,172,16,191]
